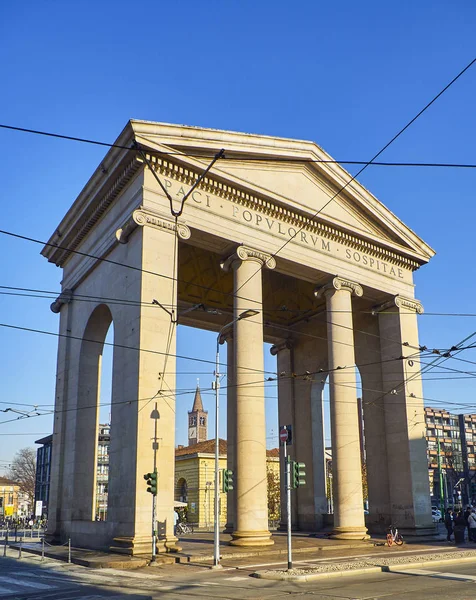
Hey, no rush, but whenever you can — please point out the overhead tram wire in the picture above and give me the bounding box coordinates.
[0,281,432,356]
[0,318,434,401]
[4,364,475,429]
[232,56,476,299]
[1,123,476,169]
[7,285,476,318]
[5,365,473,418]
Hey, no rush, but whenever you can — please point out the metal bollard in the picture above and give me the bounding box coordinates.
[41,538,45,561]
[18,538,22,559]
[68,538,71,563]
[3,532,7,557]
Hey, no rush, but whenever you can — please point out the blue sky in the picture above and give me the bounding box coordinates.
[1,1,475,468]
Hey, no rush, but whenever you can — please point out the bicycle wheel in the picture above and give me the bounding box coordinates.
[395,533,404,546]
[386,533,393,547]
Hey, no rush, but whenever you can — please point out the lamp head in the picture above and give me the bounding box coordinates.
[238,309,259,320]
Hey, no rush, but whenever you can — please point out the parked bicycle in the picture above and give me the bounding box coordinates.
[176,522,193,535]
[386,524,404,546]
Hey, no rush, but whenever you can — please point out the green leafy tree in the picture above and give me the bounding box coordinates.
[267,468,280,521]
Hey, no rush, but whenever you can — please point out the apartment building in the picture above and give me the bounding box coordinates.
[425,407,476,506]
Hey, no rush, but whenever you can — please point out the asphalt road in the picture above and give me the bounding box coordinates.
[2,545,476,599]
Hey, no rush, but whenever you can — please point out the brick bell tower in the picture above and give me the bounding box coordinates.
[188,382,208,445]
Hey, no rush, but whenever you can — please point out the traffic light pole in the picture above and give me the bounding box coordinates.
[284,440,292,570]
[212,342,221,569]
[151,403,159,562]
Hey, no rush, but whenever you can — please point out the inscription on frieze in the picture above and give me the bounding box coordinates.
[159,177,408,281]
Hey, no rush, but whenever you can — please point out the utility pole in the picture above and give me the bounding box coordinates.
[436,430,445,516]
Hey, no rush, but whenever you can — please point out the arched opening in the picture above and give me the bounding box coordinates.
[95,325,114,521]
[175,478,188,503]
[73,304,114,522]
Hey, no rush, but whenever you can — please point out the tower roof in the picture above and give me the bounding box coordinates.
[191,384,204,412]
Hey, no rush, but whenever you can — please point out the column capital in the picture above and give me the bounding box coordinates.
[270,340,293,356]
[372,295,424,315]
[116,208,191,244]
[314,276,363,299]
[50,289,73,314]
[220,245,276,272]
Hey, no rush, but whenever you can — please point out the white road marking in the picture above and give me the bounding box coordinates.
[223,576,249,581]
[0,575,54,589]
[391,568,476,581]
[235,547,457,570]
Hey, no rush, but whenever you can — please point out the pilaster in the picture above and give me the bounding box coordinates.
[375,295,433,535]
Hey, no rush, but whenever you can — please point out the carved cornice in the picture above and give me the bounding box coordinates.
[314,276,363,299]
[116,209,191,244]
[52,156,142,266]
[372,295,424,315]
[220,244,276,272]
[144,152,422,271]
[270,340,293,356]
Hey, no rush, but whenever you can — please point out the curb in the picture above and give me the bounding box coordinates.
[6,543,148,569]
[385,554,476,572]
[253,566,382,582]
[253,552,476,581]
[186,540,377,563]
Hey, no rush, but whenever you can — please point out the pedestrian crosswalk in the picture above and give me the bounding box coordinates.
[0,573,59,596]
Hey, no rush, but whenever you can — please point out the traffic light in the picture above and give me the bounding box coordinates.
[144,470,158,495]
[222,469,234,492]
[291,461,306,489]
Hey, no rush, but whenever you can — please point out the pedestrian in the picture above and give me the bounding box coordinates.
[468,509,476,542]
[173,510,178,535]
[444,508,454,541]
[464,505,472,540]
[454,511,467,544]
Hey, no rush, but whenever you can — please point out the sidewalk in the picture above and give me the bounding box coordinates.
[5,527,473,573]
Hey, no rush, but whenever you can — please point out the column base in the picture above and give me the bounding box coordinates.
[110,535,182,555]
[230,530,274,547]
[329,526,370,541]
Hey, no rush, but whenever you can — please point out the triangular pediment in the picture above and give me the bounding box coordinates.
[131,120,434,266]
[42,120,435,269]
[213,160,403,244]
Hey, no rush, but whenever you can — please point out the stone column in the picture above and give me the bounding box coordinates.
[108,210,190,554]
[270,341,297,530]
[316,276,368,540]
[376,295,433,535]
[222,331,236,533]
[222,245,275,547]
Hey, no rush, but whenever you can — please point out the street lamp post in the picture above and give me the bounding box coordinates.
[212,309,258,569]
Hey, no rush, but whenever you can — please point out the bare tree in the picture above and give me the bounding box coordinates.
[7,447,36,502]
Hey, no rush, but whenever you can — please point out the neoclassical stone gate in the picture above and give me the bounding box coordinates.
[43,120,435,554]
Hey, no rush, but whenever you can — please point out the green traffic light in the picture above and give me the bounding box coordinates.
[222,468,234,492]
[144,470,158,496]
[291,461,306,488]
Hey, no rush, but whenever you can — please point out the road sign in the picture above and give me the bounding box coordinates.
[280,428,289,444]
